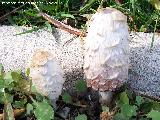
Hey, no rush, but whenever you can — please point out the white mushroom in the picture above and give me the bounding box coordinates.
[84,7,129,104]
[29,49,64,104]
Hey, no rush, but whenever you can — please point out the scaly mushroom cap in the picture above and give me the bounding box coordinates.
[84,7,129,92]
[29,50,64,101]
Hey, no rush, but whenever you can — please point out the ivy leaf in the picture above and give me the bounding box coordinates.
[147,110,160,120]
[26,103,33,115]
[121,104,137,118]
[75,80,87,92]
[3,102,15,120]
[75,114,87,120]
[34,100,54,120]
[62,92,72,103]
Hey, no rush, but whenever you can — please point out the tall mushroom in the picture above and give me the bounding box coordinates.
[29,50,64,107]
[84,7,129,105]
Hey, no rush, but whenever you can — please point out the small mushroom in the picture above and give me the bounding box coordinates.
[29,49,64,105]
[84,7,129,105]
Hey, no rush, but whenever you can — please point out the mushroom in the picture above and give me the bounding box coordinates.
[84,7,129,105]
[29,49,64,106]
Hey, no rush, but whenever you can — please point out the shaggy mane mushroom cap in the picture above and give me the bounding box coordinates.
[29,49,64,101]
[84,7,129,92]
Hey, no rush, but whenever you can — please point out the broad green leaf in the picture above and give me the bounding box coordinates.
[11,71,21,82]
[147,110,160,120]
[4,102,15,120]
[119,92,129,105]
[34,100,54,120]
[31,85,37,93]
[26,103,33,115]
[5,93,13,103]
[114,113,127,120]
[4,72,14,85]
[62,92,72,103]
[75,80,87,92]
[0,93,14,104]
[136,96,143,106]
[13,99,27,108]
[75,114,87,120]
[121,104,137,118]
[45,21,52,33]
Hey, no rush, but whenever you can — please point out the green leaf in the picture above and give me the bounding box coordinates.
[62,92,72,103]
[13,99,27,108]
[60,13,75,19]
[80,0,97,12]
[152,101,160,111]
[4,102,15,120]
[0,80,5,92]
[4,72,14,85]
[149,0,160,10]
[121,104,137,118]
[119,92,129,106]
[1,93,14,104]
[45,21,52,33]
[0,63,3,76]
[114,113,127,120]
[34,100,54,120]
[136,96,143,106]
[31,85,38,93]
[24,9,38,17]
[75,114,87,120]
[14,26,44,36]
[26,103,33,115]
[11,71,21,82]
[102,106,109,112]
[147,110,160,120]
[26,68,30,77]
[139,102,153,113]
[75,80,87,92]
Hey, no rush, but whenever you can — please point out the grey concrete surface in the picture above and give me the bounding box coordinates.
[0,26,160,99]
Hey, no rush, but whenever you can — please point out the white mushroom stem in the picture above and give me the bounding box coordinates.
[84,7,129,103]
[29,50,64,106]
